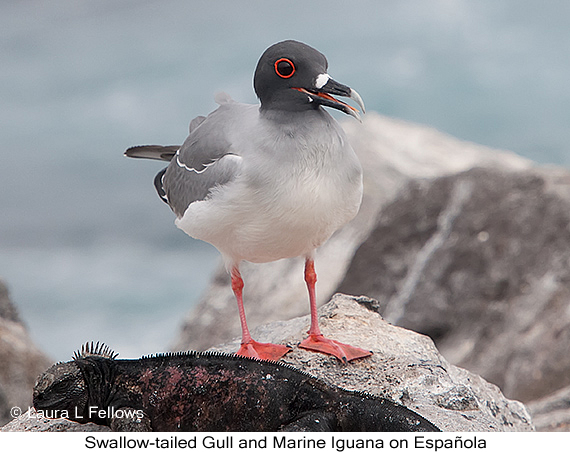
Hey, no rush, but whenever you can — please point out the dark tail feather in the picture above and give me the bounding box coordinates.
[124,145,180,161]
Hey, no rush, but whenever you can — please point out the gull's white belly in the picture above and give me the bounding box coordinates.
[175,169,362,264]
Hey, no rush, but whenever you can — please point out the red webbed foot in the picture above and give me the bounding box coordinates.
[299,334,372,363]
[236,340,291,361]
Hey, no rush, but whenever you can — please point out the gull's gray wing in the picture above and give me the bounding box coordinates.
[159,107,243,218]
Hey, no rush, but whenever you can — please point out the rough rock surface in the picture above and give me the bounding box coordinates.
[1,409,110,432]
[2,294,533,432]
[527,384,570,432]
[172,113,530,352]
[338,166,570,405]
[0,279,52,427]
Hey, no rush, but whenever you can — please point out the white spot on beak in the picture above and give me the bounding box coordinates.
[315,73,330,89]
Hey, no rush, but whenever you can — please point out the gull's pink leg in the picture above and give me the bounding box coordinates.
[299,258,372,363]
[231,266,290,361]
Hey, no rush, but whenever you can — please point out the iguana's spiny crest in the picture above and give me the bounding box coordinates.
[73,341,118,360]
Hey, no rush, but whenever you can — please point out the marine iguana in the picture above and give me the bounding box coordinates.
[33,342,439,432]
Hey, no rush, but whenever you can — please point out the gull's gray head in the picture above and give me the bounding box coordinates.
[254,40,365,120]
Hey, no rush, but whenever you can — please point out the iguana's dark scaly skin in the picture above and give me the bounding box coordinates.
[33,342,439,432]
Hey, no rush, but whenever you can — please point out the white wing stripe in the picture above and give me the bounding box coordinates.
[175,151,242,174]
[175,150,216,174]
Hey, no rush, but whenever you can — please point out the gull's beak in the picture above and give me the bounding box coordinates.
[293,75,366,121]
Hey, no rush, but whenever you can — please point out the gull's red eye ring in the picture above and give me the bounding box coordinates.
[274,58,295,78]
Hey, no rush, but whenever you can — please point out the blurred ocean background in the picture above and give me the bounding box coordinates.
[1,0,569,361]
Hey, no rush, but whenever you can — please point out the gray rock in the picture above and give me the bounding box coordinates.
[172,113,530,352]
[527,385,570,432]
[0,279,20,323]
[208,294,533,432]
[338,167,570,405]
[0,279,52,427]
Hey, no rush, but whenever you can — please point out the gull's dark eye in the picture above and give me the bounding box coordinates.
[274,58,295,79]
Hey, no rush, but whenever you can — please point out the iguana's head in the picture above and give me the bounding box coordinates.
[33,342,118,423]
[33,360,87,421]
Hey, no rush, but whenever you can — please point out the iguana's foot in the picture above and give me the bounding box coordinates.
[299,334,372,363]
[236,340,291,361]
